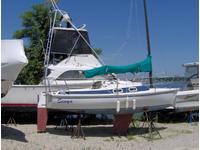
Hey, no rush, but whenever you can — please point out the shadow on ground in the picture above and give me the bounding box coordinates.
[46,125,166,137]
[1,125,28,143]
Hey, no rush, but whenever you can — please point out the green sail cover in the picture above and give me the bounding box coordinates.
[83,55,152,78]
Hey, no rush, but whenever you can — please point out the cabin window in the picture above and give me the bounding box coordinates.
[113,89,123,93]
[57,71,85,79]
[185,66,199,78]
[92,81,102,89]
[129,87,137,92]
[56,90,69,95]
[51,28,92,55]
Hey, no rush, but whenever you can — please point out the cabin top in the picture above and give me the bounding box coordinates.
[182,62,199,67]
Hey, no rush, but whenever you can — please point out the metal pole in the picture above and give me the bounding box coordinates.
[143,0,153,87]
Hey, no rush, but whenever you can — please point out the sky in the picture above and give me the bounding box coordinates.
[2,0,199,76]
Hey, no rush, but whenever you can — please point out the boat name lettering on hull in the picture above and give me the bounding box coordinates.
[57,98,72,104]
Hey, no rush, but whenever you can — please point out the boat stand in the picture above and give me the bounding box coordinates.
[6,112,17,126]
[55,115,74,131]
[186,111,198,123]
[55,118,68,130]
[71,114,85,140]
[141,111,161,140]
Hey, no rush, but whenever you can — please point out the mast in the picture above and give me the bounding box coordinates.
[143,0,153,87]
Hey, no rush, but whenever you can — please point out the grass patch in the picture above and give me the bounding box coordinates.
[104,136,135,142]
[168,128,193,134]
[191,122,199,126]
[82,147,93,150]
[126,135,135,141]
[103,138,112,142]
[103,136,115,142]
[110,136,114,140]
[166,128,193,138]
[180,129,193,134]
[131,120,141,128]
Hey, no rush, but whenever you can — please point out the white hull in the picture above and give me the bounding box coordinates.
[1,80,141,106]
[47,88,177,114]
[1,81,93,106]
[175,89,199,112]
[1,53,105,106]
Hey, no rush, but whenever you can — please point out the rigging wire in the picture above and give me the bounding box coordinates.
[126,0,134,39]
[134,0,142,50]
[64,35,81,63]
[112,0,134,57]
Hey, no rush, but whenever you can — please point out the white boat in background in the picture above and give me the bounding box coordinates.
[175,89,199,111]
[1,24,105,108]
[174,62,199,112]
[1,40,28,97]
[182,62,199,90]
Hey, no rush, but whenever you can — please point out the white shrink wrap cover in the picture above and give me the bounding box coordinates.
[1,40,28,96]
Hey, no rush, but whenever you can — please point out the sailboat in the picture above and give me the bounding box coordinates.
[44,0,178,114]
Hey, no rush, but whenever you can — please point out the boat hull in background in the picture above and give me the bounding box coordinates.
[175,89,199,112]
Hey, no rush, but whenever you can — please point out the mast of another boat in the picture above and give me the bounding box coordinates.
[143,0,153,88]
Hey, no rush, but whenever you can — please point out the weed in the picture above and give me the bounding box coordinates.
[82,147,91,150]
[126,135,135,141]
[103,138,112,142]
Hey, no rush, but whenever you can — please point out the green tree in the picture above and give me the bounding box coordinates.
[13,4,50,84]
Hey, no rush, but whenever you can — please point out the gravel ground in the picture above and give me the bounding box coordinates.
[1,122,199,150]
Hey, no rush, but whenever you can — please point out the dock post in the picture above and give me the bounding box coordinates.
[113,113,133,135]
[37,92,48,133]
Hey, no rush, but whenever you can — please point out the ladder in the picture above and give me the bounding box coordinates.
[43,11,58,93]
